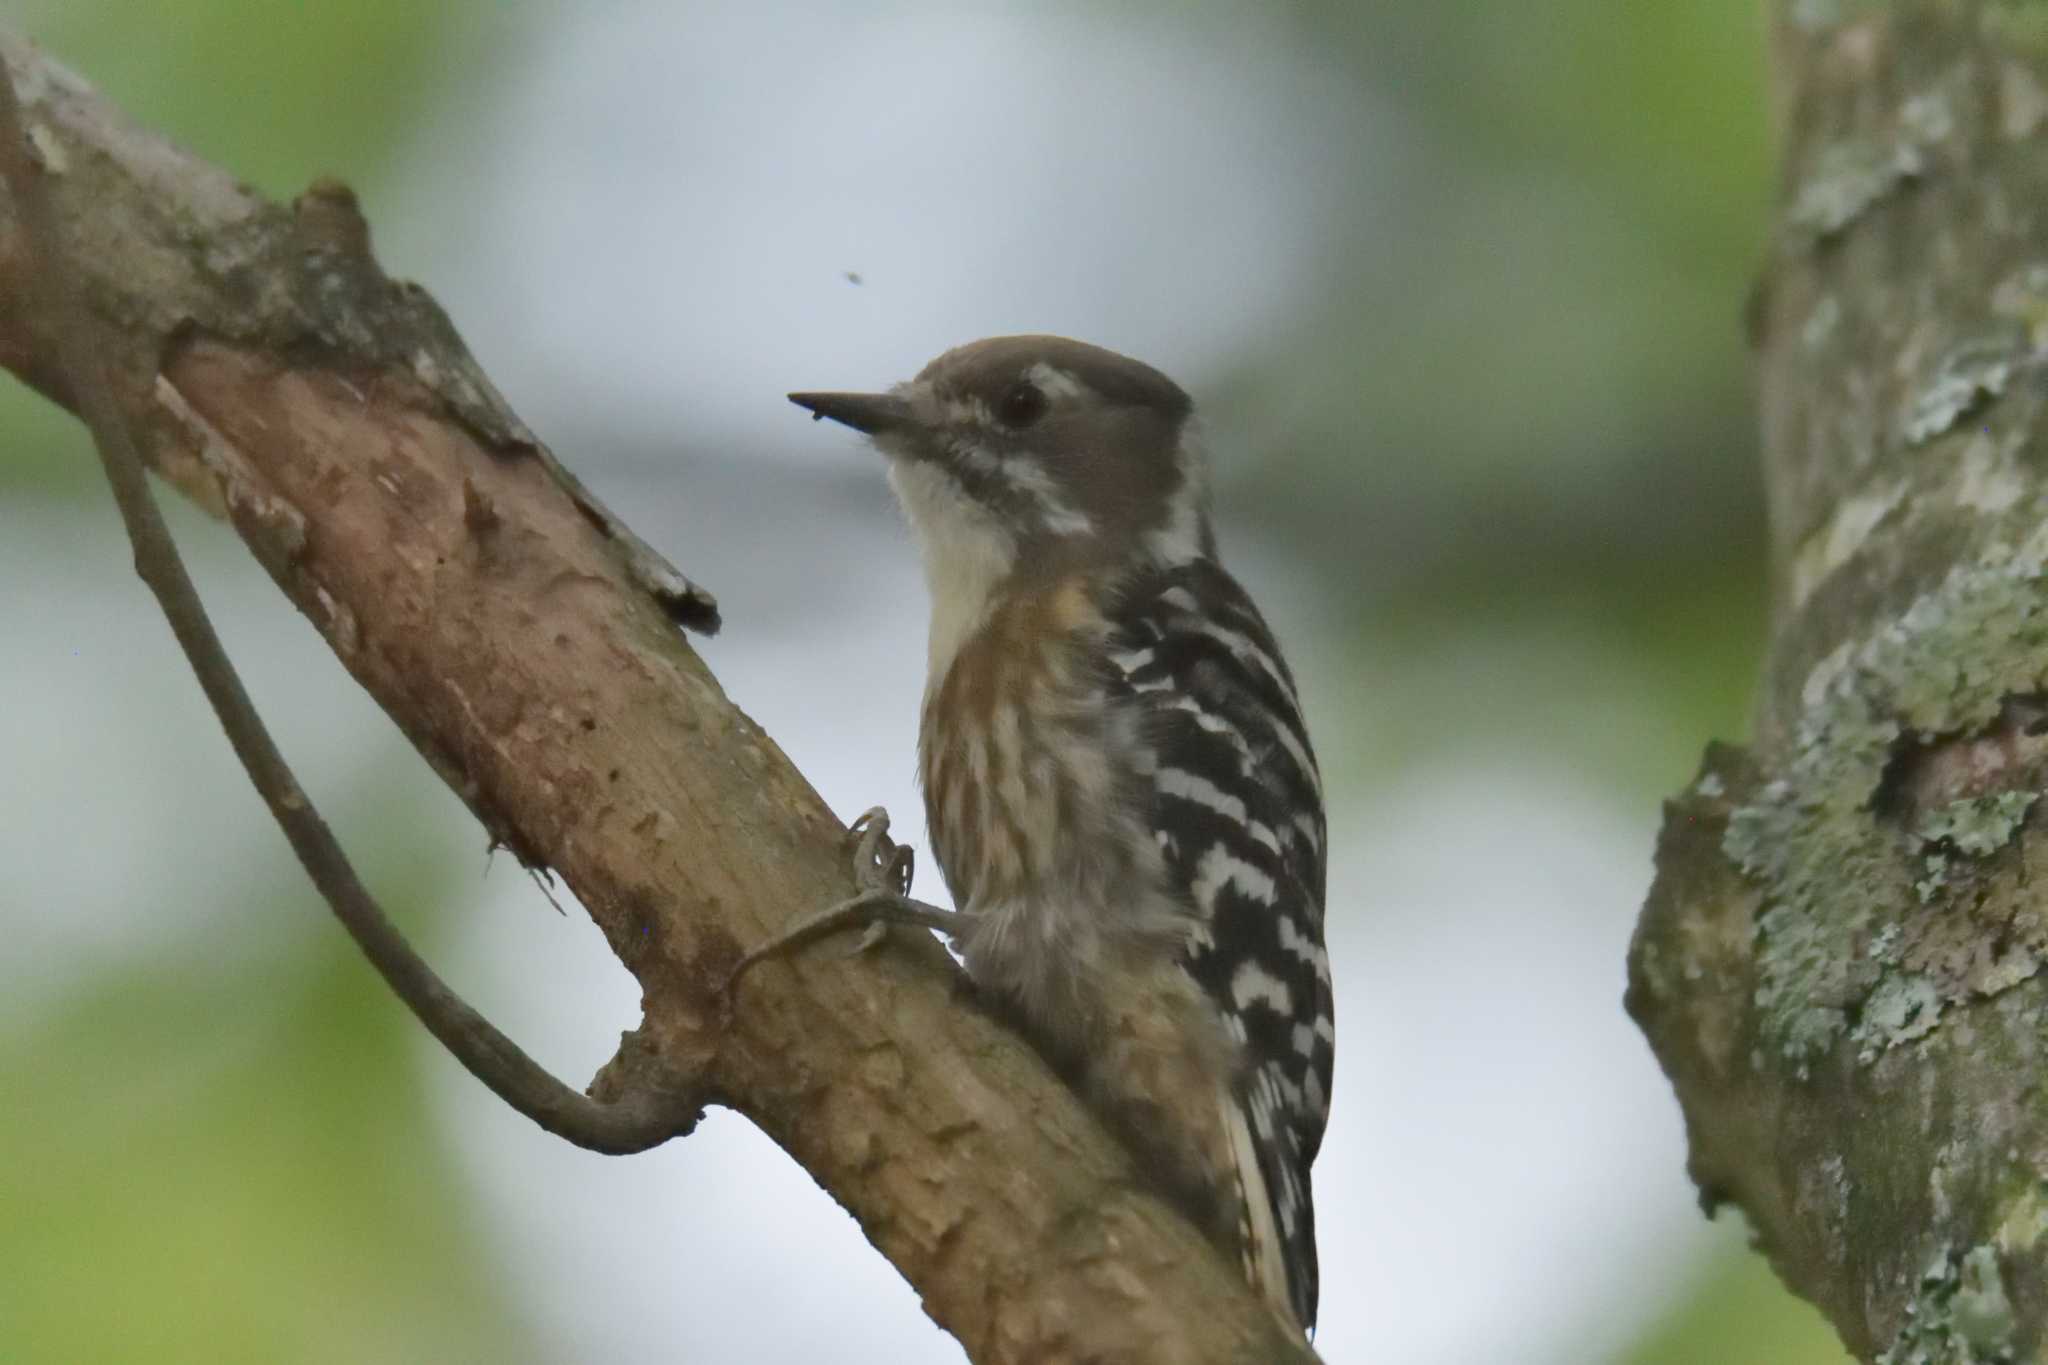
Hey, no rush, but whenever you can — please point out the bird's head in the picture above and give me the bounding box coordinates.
[792,335,1215,593]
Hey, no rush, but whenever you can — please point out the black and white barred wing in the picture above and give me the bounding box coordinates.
[1106,560,1333,1331]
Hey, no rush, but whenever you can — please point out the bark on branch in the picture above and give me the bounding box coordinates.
[0,48,701,1159]
[1630,4,2048,1359]
[0,32,1311,1364]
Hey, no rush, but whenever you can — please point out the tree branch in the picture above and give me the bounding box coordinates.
[0,30,697,1162]
[1630,4,2048,1359]
[0,30,1312,1364]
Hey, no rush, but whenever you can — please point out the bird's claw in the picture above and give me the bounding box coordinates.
[848,806,914,898]
[720,805,954,1023]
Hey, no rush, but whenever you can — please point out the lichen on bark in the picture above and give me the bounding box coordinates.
[1630,2,2048,1358]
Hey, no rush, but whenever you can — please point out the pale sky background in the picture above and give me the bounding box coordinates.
[1,3,1773,1361]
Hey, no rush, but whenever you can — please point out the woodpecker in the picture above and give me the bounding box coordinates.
[779,336,1332,1333]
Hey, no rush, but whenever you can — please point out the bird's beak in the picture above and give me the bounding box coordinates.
[788,391,912,436]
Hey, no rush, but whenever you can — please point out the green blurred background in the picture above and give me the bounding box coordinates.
[0,2,1852,1361]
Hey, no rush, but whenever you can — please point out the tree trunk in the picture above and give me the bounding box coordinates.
[0,31,1313,1365]
[1630,3,2048,1359]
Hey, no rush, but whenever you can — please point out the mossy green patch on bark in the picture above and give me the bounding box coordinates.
[1901,325,2028,448]
[1726,526,2048,1066]
[1913,791,2038,900]
[1918,791,2039,855]
[1791,137,1928,240]
[1876,1243,2017,1364]
[1854,971,1944,1060]
[1994,1181,2048,1254]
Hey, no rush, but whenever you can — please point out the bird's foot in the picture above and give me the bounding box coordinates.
[722,807,961,1015]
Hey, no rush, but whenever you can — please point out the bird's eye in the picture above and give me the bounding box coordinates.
[996,380,1048,428]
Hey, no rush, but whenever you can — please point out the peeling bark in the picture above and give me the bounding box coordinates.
[1630,4,2048,1360]
[0,32,1312,1365]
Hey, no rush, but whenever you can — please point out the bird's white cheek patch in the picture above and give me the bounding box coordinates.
[953,439,1094,538]
[887,460,1019,680]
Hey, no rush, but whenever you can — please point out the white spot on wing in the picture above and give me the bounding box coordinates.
[1155,766,1247,821]
[1154,590,1321,798]
[1158,694,1255,770]
[1261,709,1322,802]
[1193,843,1278,912]
[1231,960,1294,1016]
[1277,914,1328,977]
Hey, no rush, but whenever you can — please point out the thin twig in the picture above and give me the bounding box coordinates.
[0,66,697,1155]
